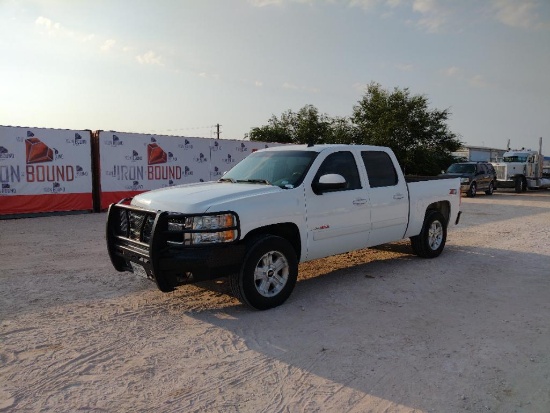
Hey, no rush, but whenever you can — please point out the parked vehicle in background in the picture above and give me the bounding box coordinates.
[442,161,497,197]
[106,144,461,310]
[491,139,550,192]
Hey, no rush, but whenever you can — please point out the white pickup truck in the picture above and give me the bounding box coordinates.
[107,144,461,310]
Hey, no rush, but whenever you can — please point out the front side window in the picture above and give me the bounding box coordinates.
[314,151,361,191]
[361,151,398,188]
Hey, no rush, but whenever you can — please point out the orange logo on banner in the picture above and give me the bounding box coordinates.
[25,137,53,164]
[147,143,167,165]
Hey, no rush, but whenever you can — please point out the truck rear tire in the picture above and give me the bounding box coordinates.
[410,211,447,258]
[230,235,298,310]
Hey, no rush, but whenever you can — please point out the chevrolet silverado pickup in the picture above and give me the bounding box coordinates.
[107,144,461,310]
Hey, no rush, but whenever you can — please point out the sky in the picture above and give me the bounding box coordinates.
[1,0,549,151]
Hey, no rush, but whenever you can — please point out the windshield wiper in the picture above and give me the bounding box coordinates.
[237,179,272,185]
[218,177,236,183]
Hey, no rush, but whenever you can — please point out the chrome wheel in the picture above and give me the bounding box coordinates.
[254,251,289,297]
[428,220,443,251]
[231,235,298,310]
[410,211,447,258]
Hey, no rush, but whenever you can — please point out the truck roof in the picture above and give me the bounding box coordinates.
[259,144,392,153]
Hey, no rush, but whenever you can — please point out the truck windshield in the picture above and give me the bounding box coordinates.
[503,155,528,162]
[446,164,476,174]
[220,150,318,189]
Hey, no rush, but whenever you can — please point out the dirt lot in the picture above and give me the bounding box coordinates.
[1,190,549,413]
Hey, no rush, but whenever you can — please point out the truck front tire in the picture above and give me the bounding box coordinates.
[410,211,447,258]
[230,235,298,310]
[485,181,494,195]
[515,176,527,193]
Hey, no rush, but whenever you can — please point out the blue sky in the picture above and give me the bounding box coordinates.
[1,0,549,150]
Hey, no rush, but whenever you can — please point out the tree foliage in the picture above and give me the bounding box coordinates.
[352,82,462,175]
[249,83,463,175]
[249,105,329,145]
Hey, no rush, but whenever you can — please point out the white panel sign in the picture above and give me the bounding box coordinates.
[0,126,92,196]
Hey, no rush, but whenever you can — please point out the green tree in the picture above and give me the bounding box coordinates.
[250,104,332,145]
[249,82,461,175]
[352,82,462,175]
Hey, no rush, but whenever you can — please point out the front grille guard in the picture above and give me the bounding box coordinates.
[106,202,161,271]
[106,200,241,291]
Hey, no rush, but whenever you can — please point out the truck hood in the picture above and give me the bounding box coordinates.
[442,172,470,178]
[131,181,282,213]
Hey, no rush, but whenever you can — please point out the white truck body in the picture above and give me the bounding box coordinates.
[107,144,461,310]
[492,148,550,191]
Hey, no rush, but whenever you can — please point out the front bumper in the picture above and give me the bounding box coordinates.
[106,202,245,292]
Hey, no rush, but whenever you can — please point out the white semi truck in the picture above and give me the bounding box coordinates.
[491,138,550,192]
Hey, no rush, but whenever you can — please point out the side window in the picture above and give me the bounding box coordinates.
[479,164,487,174]
[315,151,361,191]
[361,151,398,188]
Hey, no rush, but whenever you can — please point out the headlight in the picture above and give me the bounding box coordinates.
[167,213,238,245]
[460,177,470,183]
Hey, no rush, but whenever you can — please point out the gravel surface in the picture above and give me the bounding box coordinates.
[1,190,549,413]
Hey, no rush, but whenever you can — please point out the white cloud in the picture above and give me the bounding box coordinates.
[136,51,164,66]
[412,0,435,14]
[35,16,98,43]
[283,82,299,90]
[248,0,400,10]
[443,66,490,88]
[198,72,220,80]
[444,66,462,77]
[348,0,381,11]
[282,82,319,93]
[396,63,414,71]
[35,16,63,36]
[100,39,116,52]
[247,0,284,6]
[492,0,549,30]
[411,0,449,32]
[469,74,490,88]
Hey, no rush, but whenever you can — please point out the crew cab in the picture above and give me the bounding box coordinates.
[106,144,461,310]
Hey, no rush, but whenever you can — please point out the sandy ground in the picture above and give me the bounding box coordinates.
[1,190,549,413]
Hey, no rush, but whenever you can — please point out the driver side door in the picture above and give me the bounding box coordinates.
[304,150,371,260]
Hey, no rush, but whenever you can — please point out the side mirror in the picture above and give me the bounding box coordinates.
[313,173,347,194]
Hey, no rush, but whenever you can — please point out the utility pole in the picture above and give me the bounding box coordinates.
[216,124,221,139]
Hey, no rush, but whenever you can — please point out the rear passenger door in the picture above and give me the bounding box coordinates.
[361,151,409,247]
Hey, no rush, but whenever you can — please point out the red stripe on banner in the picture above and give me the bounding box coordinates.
[100,191,148,210]
[0,193,93,216]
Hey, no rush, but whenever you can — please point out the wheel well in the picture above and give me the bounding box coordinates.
[242,223,302,261]
[426,201,450,225]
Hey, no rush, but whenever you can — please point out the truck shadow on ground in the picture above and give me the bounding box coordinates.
[183,242,550,412]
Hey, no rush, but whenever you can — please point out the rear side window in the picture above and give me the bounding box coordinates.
[361,151,398,188]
